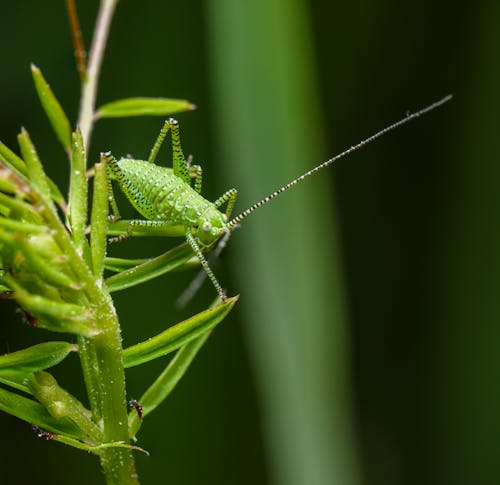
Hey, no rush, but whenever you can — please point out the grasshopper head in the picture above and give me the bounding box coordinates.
[197,208,228,247]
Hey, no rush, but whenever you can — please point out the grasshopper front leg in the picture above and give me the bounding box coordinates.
[185,228,227,302]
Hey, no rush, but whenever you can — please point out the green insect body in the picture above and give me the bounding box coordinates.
[108,159,228,247]
[104,96,452,302]
[105,118,237,301]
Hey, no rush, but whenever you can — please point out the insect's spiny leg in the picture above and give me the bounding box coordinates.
[176,229,232,309]
[228,95,452,228]
[214,188,238,219]
[109,220,171,243]
[109,224,133,243]
[107,176,121,221]
[101,152,121,220]
[169,119,191,183]
[189,164,203,193]
[148,119,170,163]
[185,229,227,302]
[102,151,127,187]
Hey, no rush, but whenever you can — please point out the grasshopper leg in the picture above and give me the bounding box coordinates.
[168,119,190,184]
[109,220,172,243]
[214,189,238,219]
[148,119,170,163]
[185,229,227,302]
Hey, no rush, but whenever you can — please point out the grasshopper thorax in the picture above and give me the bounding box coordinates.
[196,206,228,247]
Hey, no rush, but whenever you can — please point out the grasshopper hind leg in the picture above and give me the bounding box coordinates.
[148,119,170,163]
[187,159,203,194]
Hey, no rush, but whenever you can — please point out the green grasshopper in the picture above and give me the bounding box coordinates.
[104,95,451,302]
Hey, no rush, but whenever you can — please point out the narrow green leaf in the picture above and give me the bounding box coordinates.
[10,280,95,336]
[0,140,27,175]
[128,319,226,437]
[0,373,36,394]
[0,179,18,197]
[104,255,198,273]
[123,296,238,368]
[16,237,78,290]
[38,432,149,455]
[31,64,72,151]
[0,218,45,235]
[17,128,53,206]
[90,159,108,280]
[105,242,194,293]
[0,386,84,438]
[104,256,150,272]
[96,97,196,119]
[68,130,88,252]
[0,143,64,206]
[0,191,41,224]
[129,335,209,436]
[0,342,75,375]
[47,178,66,207]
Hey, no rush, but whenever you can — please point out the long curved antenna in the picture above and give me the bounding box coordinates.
[228,95,452,229]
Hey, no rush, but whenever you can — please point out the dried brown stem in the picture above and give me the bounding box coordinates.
[65,0,87,82]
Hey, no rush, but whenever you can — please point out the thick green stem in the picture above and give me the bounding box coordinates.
[93,323,138,484]
[78,281,137,483]
[78,296,138,484]
[76,266,137,483]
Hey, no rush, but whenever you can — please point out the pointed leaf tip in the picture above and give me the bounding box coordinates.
[31,65,72,151]
[123,295,238,367]
[0,342,75,375]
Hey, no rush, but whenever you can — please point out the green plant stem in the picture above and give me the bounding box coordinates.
[92,326,138,484]
[78,0,118,149]
[75,277,136,482]
[77,291,137,483]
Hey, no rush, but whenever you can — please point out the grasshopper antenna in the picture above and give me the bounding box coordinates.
[228,94,452,229]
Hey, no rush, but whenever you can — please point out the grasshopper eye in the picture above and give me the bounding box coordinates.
[202,221,212,232]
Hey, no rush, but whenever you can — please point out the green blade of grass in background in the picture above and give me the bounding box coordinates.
[427,3,500,484]
[207,2,360,485]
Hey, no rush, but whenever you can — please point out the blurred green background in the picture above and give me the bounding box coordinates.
[0,1,497,484]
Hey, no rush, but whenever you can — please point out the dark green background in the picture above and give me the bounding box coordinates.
[1,1,498,484]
